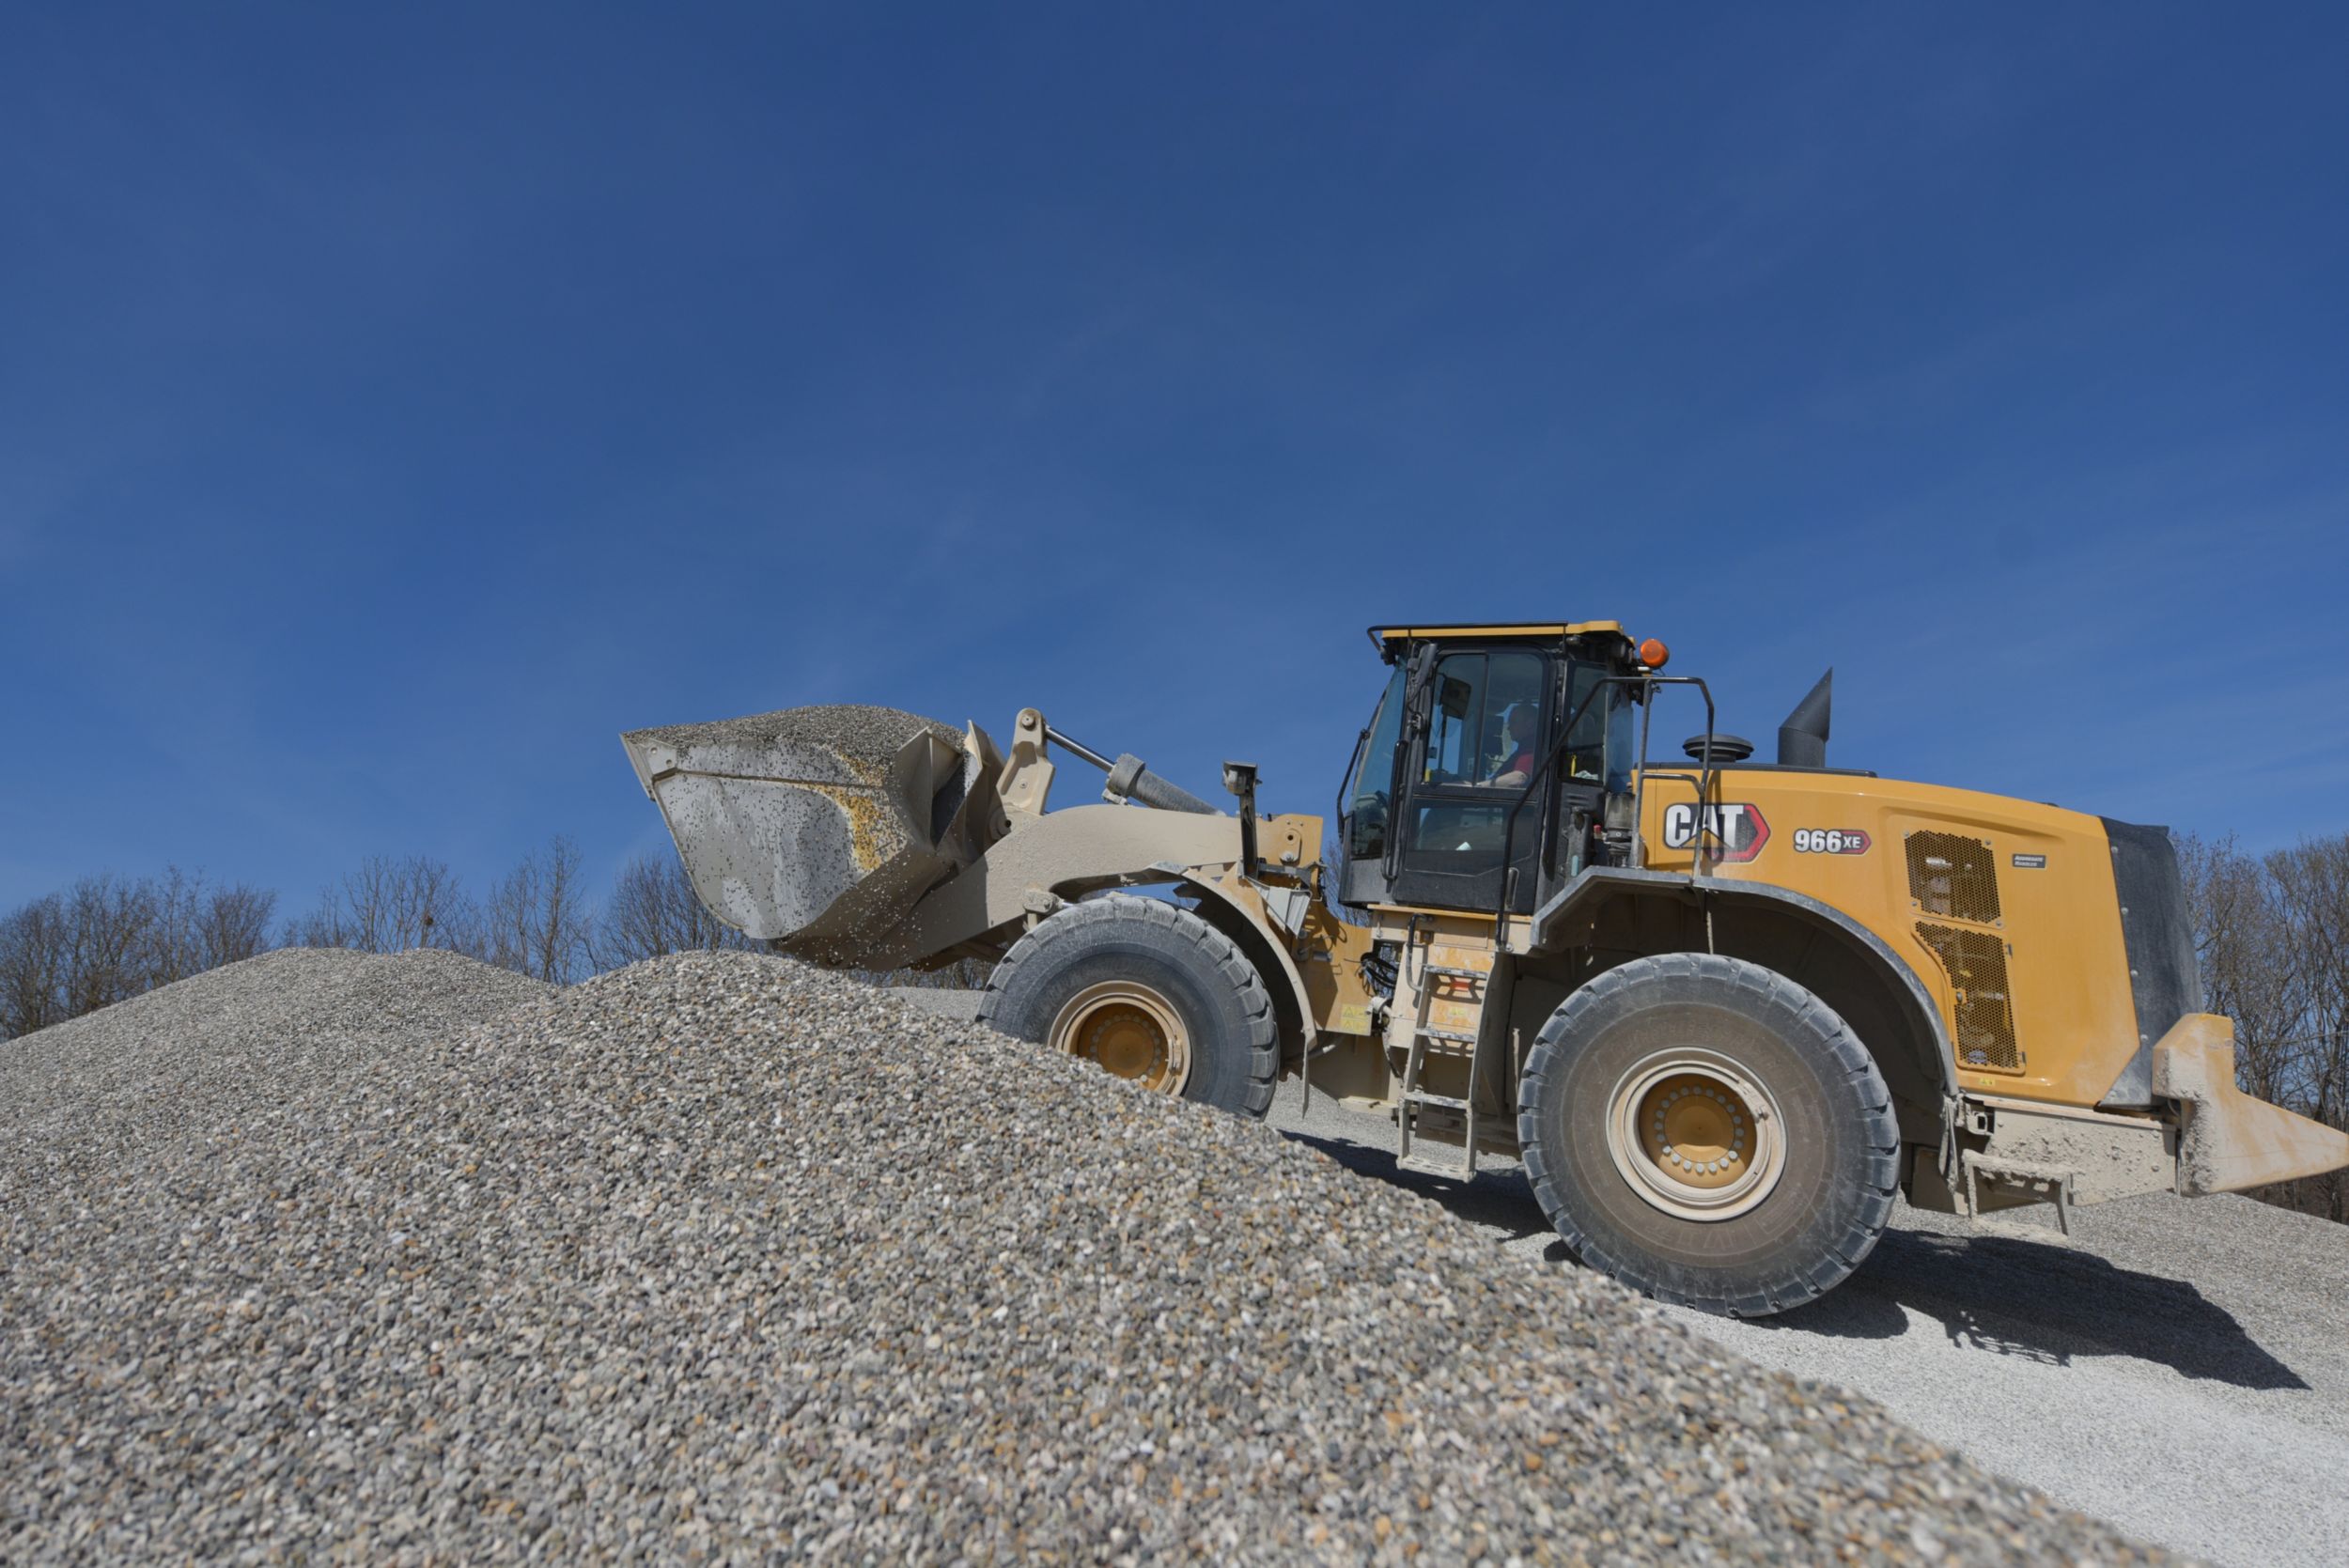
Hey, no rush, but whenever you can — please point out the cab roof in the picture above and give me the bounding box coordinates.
[1368,620,1626,647]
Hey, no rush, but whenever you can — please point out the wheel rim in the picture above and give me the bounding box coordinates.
[1603,1048,1787,1221]
[1049,981,1191,1094]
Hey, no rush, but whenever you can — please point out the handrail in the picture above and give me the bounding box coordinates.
[1497,674,1719,945]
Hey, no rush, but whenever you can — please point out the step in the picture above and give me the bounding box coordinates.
[1396,1151,1477,1180]
[1960,1152,2077,1234]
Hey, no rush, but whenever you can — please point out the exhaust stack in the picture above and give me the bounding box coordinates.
[1778,669,1832,768]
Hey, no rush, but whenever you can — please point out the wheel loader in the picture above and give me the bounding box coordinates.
[622,622,2349,1316]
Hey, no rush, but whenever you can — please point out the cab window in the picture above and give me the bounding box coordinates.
[1420,650,1546,789]
[1399,649,1548,890]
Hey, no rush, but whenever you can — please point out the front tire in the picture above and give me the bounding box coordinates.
[1517,953,1899,1316]
[976,895,1279,1119]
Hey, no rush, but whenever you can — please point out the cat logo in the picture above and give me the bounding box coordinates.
[1660,801,1771,862]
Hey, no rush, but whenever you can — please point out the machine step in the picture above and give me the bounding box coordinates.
[1961,1152,2077,1234]
[1396,1149,1478,1180]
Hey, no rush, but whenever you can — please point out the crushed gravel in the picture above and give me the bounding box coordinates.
[3,950,2171,1563]
[1676,1191,2349,1568]
[1261,1076,2344,1568]
[1,947,553,1203]
[621,704,959,773]
[619,704,968,959]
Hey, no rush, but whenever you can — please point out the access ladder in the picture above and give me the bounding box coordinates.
[1396,955,1489,1181]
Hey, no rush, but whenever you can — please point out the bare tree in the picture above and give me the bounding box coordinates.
[2,869,283,1042]
[197,883,277,970]
[2265,836,2349,1220]
[285,855,475,955]
[596,852,754,968]
[0,893,70,1040]
[2180,830,2349,1222]
[140,867,280,989]
[62,875,159,1019]
[281,892,353,951]
[2178,833,2304,1108]
[482,836,596,984]
[147,866,207,989]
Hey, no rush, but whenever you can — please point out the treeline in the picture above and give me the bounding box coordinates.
[2178,831,2349,1222]
[0,868,279,1037]
[275,839,725,984]
[0,841,754,1042]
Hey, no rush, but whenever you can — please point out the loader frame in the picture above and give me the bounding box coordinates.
[823,691,2342,1228]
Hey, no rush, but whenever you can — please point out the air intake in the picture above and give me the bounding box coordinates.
[1682,734,1755,764]
[1915,924,2023,1073]
[1906,831,2002,924]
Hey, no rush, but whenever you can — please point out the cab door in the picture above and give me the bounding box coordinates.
[1384,645,1555,912]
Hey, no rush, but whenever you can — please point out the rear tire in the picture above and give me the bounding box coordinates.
[977,895,1279,1119]
[1517,953,1898,1316]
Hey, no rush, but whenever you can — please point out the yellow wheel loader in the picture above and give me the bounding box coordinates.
[623,622,2349,1316]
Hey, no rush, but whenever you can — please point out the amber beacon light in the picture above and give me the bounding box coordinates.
[1638,637,1670,669]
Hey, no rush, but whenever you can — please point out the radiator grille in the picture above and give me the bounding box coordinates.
[1906,831,2002,924]
[1915,923,2023,1073]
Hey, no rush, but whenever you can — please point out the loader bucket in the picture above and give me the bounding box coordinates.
[620,705,992,966]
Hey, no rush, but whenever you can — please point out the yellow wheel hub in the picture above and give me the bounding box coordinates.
[1604,1050,1788,1222]
[1637,1073,1752,1190]
[1049,981,1191,1095]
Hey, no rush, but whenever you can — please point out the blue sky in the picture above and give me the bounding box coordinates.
[5,4,2345,915]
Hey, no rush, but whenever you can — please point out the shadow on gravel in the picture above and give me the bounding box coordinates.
[1281,1111,2307,1394]
[1753,1227,2309,1392]
[1283,1129,1557,1245]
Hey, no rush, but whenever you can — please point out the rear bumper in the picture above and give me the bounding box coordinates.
[2153,1014,2349,1196]
[1907,1011,2349,1220]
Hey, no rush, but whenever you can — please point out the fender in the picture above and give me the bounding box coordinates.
[1183,875,1317,1063]
[1529,864,1960,1095]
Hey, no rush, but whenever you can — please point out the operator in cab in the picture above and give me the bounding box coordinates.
[1486,703,1540,790]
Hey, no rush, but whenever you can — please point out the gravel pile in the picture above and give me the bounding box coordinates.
[2,947,552,1203]
[620,704,959,761]
[3,950,2170,1563]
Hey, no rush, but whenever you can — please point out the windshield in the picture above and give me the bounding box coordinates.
[1345,667,1407,859]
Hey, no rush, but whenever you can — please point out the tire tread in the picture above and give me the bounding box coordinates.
[1516,952,1898,1317]
[977,895,1278,1119]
